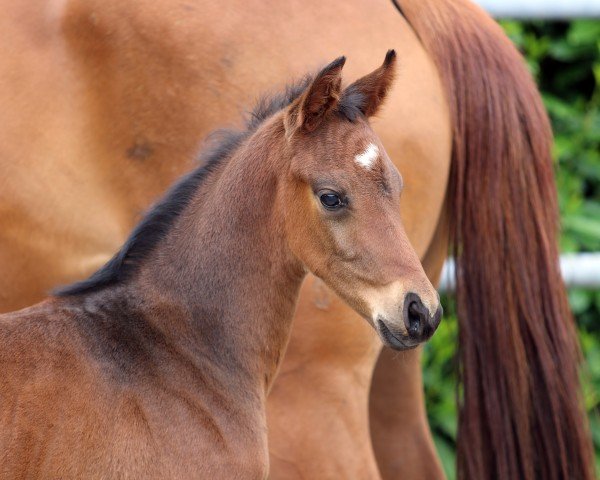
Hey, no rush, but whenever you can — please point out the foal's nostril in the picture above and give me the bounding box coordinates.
[403,293,429,340]
[408,301,423,337]
[402,293,440,342]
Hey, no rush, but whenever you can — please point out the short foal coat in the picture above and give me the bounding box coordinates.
[0,55,424,479]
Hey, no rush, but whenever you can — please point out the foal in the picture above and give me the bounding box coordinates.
[0,52,441,479]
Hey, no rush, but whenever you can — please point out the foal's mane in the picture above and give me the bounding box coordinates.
[57,70,363,296]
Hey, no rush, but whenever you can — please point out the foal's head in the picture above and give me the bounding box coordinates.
[281,51,441,349]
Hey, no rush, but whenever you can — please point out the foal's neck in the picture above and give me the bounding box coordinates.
[135,120,304,395]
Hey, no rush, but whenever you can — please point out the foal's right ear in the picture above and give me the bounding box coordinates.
[341,50,397,118]
[285,56,346,136]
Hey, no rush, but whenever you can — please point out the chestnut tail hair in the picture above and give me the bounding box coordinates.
[396,0,594,479]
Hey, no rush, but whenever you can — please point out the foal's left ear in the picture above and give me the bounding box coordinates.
[285,56,346,136]
[342,50,397,118]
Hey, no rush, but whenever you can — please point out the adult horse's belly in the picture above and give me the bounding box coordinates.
[0,0,451,475]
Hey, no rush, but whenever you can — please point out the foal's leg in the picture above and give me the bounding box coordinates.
[369,215,449,480]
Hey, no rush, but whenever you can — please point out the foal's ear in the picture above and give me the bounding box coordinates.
[342,50,397,118]
[285,56,346,136]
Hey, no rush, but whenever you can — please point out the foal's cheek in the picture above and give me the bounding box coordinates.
[283,183,314,247]
[325,222,363,266]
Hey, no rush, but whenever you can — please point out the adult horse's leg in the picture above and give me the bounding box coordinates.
[369,212,449,480]
[371,349,440,478]
[267,276,382,479]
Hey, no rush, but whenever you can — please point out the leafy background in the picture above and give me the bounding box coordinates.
[423,19,600,479]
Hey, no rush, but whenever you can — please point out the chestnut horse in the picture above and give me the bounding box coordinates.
[0,54,442,478]
[0,0,593,478]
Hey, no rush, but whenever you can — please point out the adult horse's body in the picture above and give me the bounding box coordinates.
[0,0,593,479]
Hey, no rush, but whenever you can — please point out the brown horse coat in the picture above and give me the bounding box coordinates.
[1,1,451,477]
[0,0,593,478]
[0,55,443,479]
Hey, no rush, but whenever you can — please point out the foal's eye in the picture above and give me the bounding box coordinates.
[319,192,344,210]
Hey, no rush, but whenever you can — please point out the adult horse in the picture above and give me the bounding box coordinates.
[0,0,593,479]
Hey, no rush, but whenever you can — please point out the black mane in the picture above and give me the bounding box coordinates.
[56,69,364,296]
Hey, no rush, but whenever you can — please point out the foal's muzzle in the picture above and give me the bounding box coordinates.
[376,292,442,350]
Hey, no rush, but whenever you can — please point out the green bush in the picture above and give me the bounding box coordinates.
[423,19,600,479]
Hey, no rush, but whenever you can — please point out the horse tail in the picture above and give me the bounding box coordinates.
[396,1,594,478]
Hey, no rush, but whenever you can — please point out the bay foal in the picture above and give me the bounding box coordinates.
[0,53,441,479]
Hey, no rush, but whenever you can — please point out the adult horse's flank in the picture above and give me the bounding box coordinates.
[0,0,594,478]
[0,54,441,478]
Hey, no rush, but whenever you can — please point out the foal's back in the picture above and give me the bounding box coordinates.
[0,297,264,479]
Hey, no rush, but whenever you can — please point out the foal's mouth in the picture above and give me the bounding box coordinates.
[376,318,419,351]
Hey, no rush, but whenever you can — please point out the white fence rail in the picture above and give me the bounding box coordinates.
[474,0,600,18]
[439,253,600,292]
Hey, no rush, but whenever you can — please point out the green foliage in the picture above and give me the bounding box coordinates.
[423,20,600,479]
